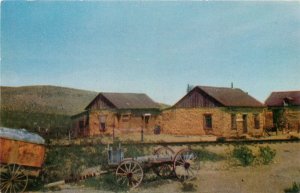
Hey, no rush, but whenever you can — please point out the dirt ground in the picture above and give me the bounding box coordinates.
[35,142,300,193]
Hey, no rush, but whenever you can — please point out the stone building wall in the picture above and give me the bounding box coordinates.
[284,108,300,132]
[88,110,158,136]
[160,108,264,137]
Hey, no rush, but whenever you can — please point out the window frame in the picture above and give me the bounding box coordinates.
[203,114,212,130]
[122,114,131,122]
[254,113,260,129]
[231,114,237,130]
[99,115,107,132]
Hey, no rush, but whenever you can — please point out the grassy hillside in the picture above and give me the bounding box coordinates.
[0,85,98,137]
[1,85,98,115]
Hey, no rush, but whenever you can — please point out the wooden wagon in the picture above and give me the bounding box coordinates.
[0,127,46,193]
[107,144,200,188]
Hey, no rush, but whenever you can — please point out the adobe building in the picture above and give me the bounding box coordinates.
[71,92,160,137]
[265,91,300,133]
[160,86,265,138]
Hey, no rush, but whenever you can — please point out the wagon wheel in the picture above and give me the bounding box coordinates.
[0,164,28,193]
[153,147,175,177]
[115,160,143,188]
[173,149,199,181]
[154,146,175,156]
[154,164,173,178]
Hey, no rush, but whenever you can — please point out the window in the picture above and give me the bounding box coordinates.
[79,120,84,129]
[99,115,106,132]
[79,120,84,133]
[254,114,260,129]
[231,114,237,130]
[122,114,131,122]
[144,115,150,124]
[243,114,248,133]
[204,114,212,129]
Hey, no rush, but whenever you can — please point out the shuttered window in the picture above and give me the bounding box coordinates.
[204,114,212,129]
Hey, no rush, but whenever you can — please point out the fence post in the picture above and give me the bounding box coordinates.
[113,126,115,142]
[141,126,144,142]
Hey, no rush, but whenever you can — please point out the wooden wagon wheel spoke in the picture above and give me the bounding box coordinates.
[127,162,131,172]
[130,177,138,186]
[187,168,195,176]
[117,176,127,185]
[124,162,129,172]
[0,182,10,193]
[116,170,127,176]
[131,162,137,171]
[132,168,142,174]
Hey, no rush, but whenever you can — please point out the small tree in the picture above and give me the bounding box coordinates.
[186,84,194,93]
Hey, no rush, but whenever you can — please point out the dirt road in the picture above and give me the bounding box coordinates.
[40,143,300,193]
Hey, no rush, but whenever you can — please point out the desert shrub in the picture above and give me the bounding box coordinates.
[181,182,197,192]
[258,146,276,165]
[284,182,300,193]
[124,144,145,158]
[26,177,45,191]
[289,135,300,140]
[84,174,129,192]
[232,145,255,166]
[216,137,226,142]
[193,148,225,162]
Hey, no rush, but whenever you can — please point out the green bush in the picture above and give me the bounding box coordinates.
[284,182,300,193]
[216,137,226,142]
[193,148,225,162]
[232,145,255,166]
[44,145,106,183]
[258,146,276,165]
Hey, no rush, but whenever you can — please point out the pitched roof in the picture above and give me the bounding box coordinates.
[265,91,300,107]
[194,86,263,107]
[86,92,160,110]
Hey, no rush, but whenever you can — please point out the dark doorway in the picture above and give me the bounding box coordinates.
[242,114,247,133]
[272,109,285,130]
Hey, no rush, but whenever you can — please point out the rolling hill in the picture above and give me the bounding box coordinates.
[1,85,98,115]
[0,85,98,135]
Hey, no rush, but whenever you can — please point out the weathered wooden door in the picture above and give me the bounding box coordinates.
[242,114,247,133]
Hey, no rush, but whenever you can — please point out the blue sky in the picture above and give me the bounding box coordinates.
[1,1,300,104]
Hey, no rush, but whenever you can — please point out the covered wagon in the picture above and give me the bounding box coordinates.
[0,127,46,193]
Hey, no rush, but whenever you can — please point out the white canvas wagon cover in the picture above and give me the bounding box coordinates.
[0,127,45,145]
